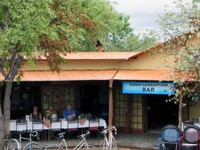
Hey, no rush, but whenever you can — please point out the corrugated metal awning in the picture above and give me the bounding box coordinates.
[114,70,171,81]
[7,70,117,81]
[0,70,171,82]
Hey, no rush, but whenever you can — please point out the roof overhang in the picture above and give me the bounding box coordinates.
[32,52,142,61]
[114,70,171,81]
[0,70,172,82]
[2,70,117,81]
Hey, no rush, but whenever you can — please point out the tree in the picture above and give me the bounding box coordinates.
[157,0,200,128]
[106,29,157,52]
[45,0,133,52]
[0,0,133,146]
[0,1,56,145]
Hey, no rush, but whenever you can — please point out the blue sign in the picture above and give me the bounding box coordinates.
[122,82,174,95]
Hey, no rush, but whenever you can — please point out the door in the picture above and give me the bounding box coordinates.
[114,85,144,133]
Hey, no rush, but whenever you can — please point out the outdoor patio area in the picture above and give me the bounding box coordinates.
[32,132,159,150]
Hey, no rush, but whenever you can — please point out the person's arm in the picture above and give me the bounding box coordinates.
[39,113,42,120]
[63,110,67,118]
[29,113,32,121]
[71,109,76,119]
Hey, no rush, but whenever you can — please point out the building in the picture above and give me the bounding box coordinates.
[1,33,199,133]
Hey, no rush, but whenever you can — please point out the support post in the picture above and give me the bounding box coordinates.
[109,79,113,127]
[179,92,183,130]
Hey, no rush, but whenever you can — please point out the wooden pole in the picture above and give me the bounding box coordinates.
[108,80,113,127]
[179,92,183,130]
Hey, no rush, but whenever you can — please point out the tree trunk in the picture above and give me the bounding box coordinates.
[4,82,13,137]
[178,93,183,130]
[0,55,23,148]
[0,106,5,148]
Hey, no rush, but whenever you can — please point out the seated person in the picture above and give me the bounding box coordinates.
[63,103,76,120]
[29,105,42,140]
[46,105,57,120]
[29,105,42,121]
[44,105,57,128]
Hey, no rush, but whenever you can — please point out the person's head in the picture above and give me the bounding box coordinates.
[33,106,38,112]
[49,105,53,111]
[66,103,72,111]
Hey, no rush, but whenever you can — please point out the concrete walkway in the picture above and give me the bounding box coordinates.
[34,132,159,150]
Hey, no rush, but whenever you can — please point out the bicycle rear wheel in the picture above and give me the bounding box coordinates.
[5,139,19,150]
[111,137,118,150]
[23,142,42,150]
[44,144,64,150]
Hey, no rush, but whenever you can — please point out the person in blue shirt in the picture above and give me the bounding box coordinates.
[63,103,76,120]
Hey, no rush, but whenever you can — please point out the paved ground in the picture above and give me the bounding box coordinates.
[34,132,159,150]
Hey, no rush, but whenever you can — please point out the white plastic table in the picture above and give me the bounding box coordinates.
[10,118,107,132]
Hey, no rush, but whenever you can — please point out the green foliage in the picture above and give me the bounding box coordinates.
[0,0,135,72]
[158,0,200,106]
[158,0,200,41]
[0,0,55,56]
[44,0,134,52]
[107,31,157,52]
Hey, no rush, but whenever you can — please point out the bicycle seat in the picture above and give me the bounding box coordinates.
[57,132,66,138]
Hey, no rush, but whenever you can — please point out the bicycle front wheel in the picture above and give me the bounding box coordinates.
[23,142,42,150]
[5,139,19,150]
[44,144,64,150]
[100,140,108,150]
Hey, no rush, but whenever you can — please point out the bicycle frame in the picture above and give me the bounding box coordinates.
[53,131,90,150]
[73,137,89,150]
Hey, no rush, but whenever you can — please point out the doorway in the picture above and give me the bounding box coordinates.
[147,95,178,130]
[81,84,99,114]
[114,93,144,133]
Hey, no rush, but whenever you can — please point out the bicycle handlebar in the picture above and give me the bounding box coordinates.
[27,130,38,137]
[101,125,117,135]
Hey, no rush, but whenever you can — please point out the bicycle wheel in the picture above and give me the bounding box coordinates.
[111,137,118,150]
[6,139,19,150]
[100,140,108,150]
[23,142,42,150]
[79,145,98,150]
[44,144,64,150]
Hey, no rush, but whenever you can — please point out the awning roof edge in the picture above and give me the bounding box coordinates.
[0,69,172,82]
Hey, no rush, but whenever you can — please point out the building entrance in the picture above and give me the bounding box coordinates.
[147,95,178,130]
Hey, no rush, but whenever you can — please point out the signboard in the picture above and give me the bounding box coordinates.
[122,82,174,95]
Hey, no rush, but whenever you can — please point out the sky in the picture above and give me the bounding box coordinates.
[112,0,193,31]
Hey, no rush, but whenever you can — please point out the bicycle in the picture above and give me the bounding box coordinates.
[3,130,42,150]
[100,125,118,150]
[44,131,98,150]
